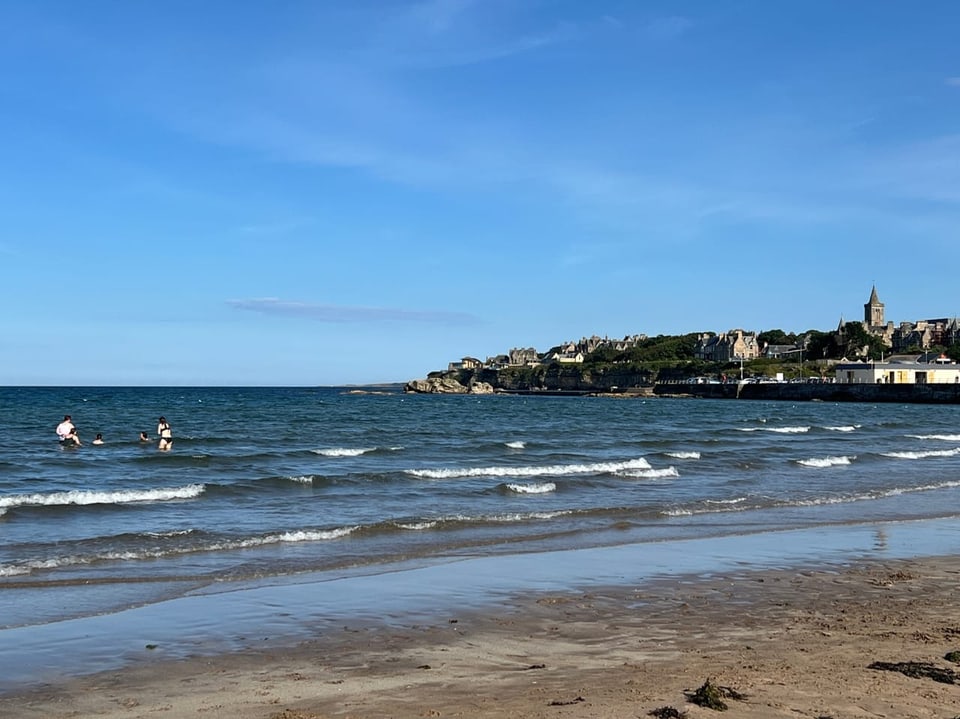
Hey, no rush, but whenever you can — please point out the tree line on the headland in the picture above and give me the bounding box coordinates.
[427,325,960,393]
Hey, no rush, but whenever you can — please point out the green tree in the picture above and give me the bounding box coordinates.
[804,330,842,360]
[841,322,887,359]
[757,329,795,346]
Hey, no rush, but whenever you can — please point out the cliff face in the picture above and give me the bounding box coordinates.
[407,366,650,393]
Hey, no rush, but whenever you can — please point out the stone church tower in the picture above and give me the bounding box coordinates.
[864,285,884,328]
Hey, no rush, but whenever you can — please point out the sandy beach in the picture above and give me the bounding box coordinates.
[4,553,960,719]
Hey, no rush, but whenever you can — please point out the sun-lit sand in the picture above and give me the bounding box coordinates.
[4,553,960,718]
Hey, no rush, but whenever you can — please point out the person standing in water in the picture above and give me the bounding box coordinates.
[157,416,173,450]
[56,415,81,446]
[92,433,104,445]
[56,415,74,441]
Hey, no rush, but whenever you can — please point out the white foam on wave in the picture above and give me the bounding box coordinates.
[795,479,960,506]
[662,476,960,518]
[736,425,809,433]
[487,510,570,522]
[270,528,357,543]
[0,565,30,577]
[396,520,438,530]
[882,447,960,460]
[406,457,652,480]
[440,510,572,523]
[659,479,960,522]
[505,441,526,449]
[797,455,855,468]
[0,525,359,577]
[506,482,556,494]
[0,484,205,509]
[825,425,859,432]
[287,475,315,484]
[907,434,960,441]
[662,501,749,517]
[665,451,700,459]
[143,529,196,538]
[619,467,679,479]
[312,447,376,457]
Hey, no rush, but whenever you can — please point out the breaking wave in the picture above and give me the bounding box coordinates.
[312,447,376,457]
[797,456,855,468]
[0,485,205,510]
[881,448,960,460]
[618,467,679,479]
[505,482,556,494]
[0,526,358,578]
[406,458,652,480]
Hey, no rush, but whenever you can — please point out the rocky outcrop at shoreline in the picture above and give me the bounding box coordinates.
[404,377,495,394]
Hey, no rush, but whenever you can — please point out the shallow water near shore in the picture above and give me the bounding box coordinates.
[2,516,959,692]
[3,386,960,691]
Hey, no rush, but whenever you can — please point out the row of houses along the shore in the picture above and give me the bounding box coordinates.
[446,286,960,383]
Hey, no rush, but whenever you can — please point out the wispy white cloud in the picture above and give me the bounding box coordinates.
[135,4,958,246]
[946,77,960,87]
[228,298,481,325]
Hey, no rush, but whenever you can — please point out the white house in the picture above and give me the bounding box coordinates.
[835,357,960,384]
[554,351,585,364]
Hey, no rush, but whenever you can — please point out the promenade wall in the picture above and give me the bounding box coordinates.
[654,382,960,404]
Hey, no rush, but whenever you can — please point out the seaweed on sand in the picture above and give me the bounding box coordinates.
[868,660,958,684]
[648,707,687,718]
[684,678,746,711]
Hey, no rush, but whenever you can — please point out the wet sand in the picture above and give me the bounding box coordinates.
[4,553,960,718]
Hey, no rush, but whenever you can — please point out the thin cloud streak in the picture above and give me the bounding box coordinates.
[228,298,481,325]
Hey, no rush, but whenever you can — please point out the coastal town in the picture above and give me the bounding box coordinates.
[408,286,960,394]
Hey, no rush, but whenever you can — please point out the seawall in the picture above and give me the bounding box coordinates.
[654,382,960,404]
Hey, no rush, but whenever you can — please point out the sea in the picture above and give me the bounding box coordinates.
[3,386,960,689]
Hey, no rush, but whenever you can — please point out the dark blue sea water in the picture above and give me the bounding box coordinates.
[3,387,960,634]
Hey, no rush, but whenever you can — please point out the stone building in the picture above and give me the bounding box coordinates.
[694,330,760,362]
[864,285,884,328]
[860,286,895,348]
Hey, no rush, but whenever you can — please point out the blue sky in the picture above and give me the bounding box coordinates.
[2,1,959,386]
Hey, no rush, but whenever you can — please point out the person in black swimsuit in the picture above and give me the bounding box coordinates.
[157,417,173,450]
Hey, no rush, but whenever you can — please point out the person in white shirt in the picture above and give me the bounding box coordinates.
[56,415,74,440]
[56,415,80,446]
